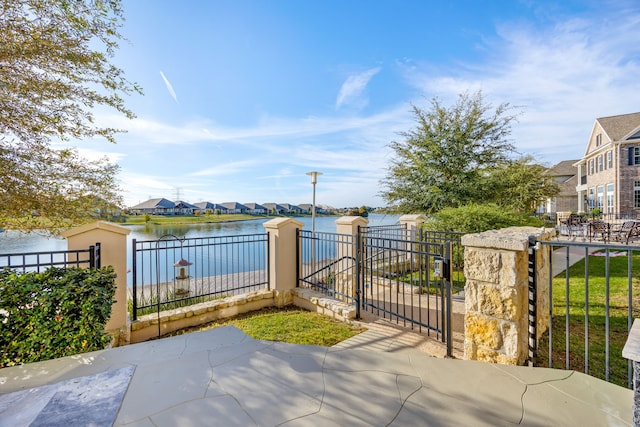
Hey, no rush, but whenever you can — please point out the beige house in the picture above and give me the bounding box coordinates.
[541,160,579,214]
[575,112,640,216]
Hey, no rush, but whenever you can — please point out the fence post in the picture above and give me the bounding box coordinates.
[62,221,131,346]
[399,214,426,266]
[335,216,368,302]
[461,226,552,365]
[263,217,304,306]
[622,319,640,426]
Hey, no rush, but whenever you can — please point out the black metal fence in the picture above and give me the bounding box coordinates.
[296,229,359,304]
[131,233,269,320]
[533,239,639,388]
[0,244,101,273]
[297,223,455,356]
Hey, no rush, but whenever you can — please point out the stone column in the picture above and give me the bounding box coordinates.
[62,221,131,346]
[462,226,553,365]
[335,216,369,300]
[399,214,426,234]
[623,319,640,426]
[263,217,304,306]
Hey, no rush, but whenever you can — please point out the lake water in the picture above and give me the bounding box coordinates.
[0,214,401,254]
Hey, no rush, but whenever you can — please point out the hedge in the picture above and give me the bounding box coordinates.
[0,266,116,367]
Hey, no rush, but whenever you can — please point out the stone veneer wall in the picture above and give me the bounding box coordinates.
[462,227,553,365]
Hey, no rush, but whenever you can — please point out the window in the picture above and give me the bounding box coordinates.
[608,150,613,169]
[629,147,640,165]
[588,188,595,209]
[607,183,614,214]
[635,181,640,208]
[597,185,604,210]
[598,155,603,172]
[596,133,602,147]
[589,159,595,175]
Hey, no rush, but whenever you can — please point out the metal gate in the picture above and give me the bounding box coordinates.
[358,226,453,356]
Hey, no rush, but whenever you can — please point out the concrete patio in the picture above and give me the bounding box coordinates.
[0,325,633,426]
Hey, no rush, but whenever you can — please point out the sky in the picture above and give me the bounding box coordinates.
[72,0,640,209]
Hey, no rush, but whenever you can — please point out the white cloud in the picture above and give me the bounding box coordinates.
[399,4,640,165]
[336,67,381,109]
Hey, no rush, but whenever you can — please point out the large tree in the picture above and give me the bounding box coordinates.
[382,91,528,213]
[482,155,559,212]
[0,0,141,233]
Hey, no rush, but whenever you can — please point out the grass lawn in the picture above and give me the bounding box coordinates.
[538,250,640,387]
[167,306,367,346]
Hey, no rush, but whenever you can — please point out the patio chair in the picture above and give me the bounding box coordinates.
[559,214,585,239]
[611,221,640,244]
[587,220,610,242]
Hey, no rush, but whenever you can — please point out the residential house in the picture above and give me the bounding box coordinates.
[194,201,226,215]
[540,160,579,215]
[298,203,327,215]
[279,203,303,214]
[262,203,287,215]
[575,112,640,216]
[244,203,267,215]
[174,200,200,215]
[220,202,249,214]
[129,198,175,215]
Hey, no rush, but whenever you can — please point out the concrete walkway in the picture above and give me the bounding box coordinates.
[0,326,632,426]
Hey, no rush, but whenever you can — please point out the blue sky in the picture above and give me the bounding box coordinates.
[73,0,640,209]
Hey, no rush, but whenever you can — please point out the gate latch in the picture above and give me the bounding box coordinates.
[433,257,450,280]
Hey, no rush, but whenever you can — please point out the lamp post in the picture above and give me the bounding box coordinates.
[306,171,322,271]
[305,171,323,236]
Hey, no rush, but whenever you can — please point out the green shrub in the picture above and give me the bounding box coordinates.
[0,266,116,367]
[424,203,545,234]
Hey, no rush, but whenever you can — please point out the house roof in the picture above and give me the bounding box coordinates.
[597,112,640,141]
[545,160,578,177]
[244,203,266,210]
[221,202,249,210]
[129,198,175,209]
[262,203,288,212]
[174,200,200,209]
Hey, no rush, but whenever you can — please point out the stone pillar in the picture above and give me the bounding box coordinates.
[62,221,131,346]
[462,226,553,365]
[335,216,369,300]
[399,214,426,266]
[399,214,426,234]
[623,319,640,427]
[263,217,304,306]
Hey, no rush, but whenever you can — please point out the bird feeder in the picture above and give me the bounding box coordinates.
[173,257,192,296]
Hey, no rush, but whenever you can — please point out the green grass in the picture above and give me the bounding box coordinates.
[537,250,640,387]
[168,306,366,346]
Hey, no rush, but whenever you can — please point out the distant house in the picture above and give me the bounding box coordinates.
[297,203,327,214]
[575,112,640,215]
[220,202,249,214]
[174,200,200,215]
[540,160,579,215]
[279,203,303,214]
[129,198,175,215]
[262,203,287,215]
[297,204,312,214]
[194,201,226,214]
[244,203,267,215]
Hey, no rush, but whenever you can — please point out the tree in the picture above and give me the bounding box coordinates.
[381,91,519,213]
[482,155,559,212]
[0,0,141,233]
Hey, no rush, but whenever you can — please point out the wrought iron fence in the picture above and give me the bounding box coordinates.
[131,233,269,320]
[0,244,101,273]
[534,240,639,388]
[297,229,359,304]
